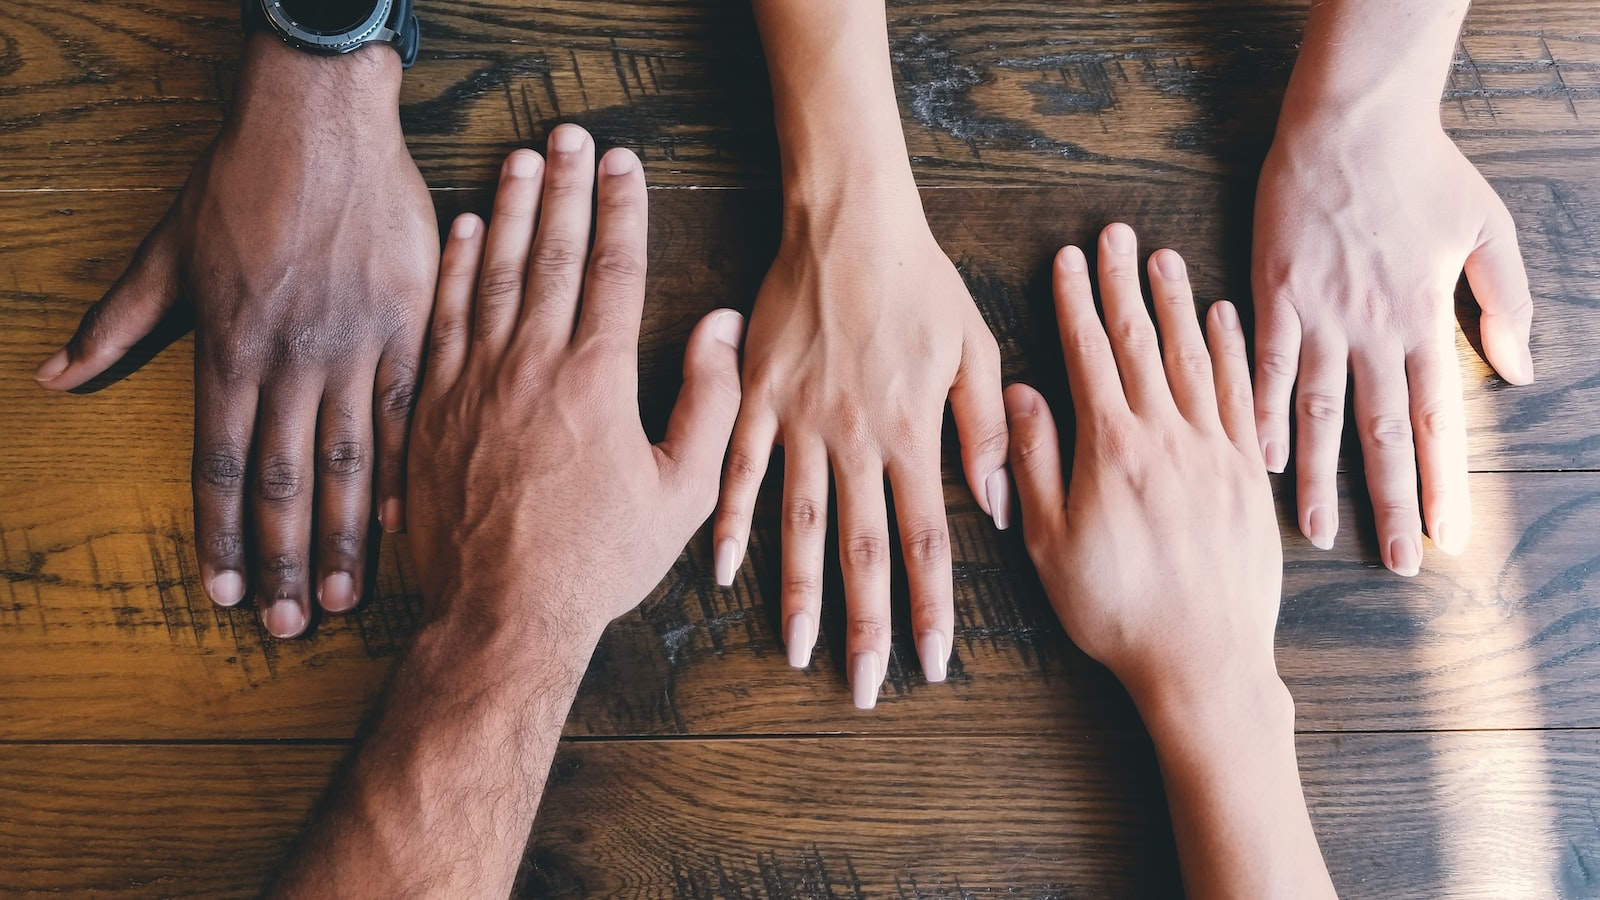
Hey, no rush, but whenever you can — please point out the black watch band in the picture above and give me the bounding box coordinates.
[242,0,420,69]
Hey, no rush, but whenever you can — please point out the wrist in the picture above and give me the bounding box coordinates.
[1131,663,1296,760]
[232,32,403,132]
[418,581,606,682]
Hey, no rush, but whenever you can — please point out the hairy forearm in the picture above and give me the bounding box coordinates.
[1284,0,1469,124]
[1134,673,1335,899]
[752,0,919,215]
[270,603,600,898]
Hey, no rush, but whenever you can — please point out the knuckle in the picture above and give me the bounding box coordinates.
[320,440,367,477]
[322,528,363,560]
[259,553,307,584]
[844,533,889,572]
[1172,347,1212,377]
[785,497,826,535]
[203,530,243,563]
[532,239,584,273]
[968,422,1010,462]
[476,266,524,304]
[588,248,644,287]
[902,525,949,566]
[1365,414,1414,451]
[196,451,247,492]
[1416,404,1458,440]
[430,313,470,348]
[381,364,420,420]
[1111,318,1156,351]
[724,449,767,486]
[848,617,891,646]
[1298,391,1345,425]
[256,457,307,503]
[1255,348,1297,380]
[782,573,819,599]
[1095,423,1144,473]
[1012,435,1056,475]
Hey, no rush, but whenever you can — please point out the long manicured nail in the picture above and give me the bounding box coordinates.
[264,601,305,639]
[34,350,68,383]
[380,498,403,534]
[1387,536,1422,577]
[1262,441,1287,474]
[851,651,882,710]
[917,631,949,683]
[714,538,739,588]
[1105,222,1135,253]
[320,572,357,614]
[1154,248,1185,280]
[785,611,815,669]
[985,469,1011,531]
[208,571,244,608]
[550,124,585,153]
[713,310,745,348]
[1306,506,1335,551]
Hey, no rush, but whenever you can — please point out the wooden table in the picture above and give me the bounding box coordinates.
[4,1,1599,896]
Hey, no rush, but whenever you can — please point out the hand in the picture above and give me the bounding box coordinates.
[1252,115,1534,575]
[1005,224,1280,704]
[712,188,1008,708]
[405,126,744,643]
[33,36,439,636]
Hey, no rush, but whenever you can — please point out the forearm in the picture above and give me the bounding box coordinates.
[752,0,920,219]
[1284,0,1468,125]
[270,603,600,898]
[1134,673,1335,899]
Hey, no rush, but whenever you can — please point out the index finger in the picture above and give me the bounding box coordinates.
[1052,245,1125,421]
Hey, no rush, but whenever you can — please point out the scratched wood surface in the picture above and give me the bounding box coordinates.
[3,0,1599,897]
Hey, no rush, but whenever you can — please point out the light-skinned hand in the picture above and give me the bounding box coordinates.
[406,126,745,642]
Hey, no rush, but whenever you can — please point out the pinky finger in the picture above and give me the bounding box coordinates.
[1206,301,1258,451]
[374,346,423,535]
[425,214,485,398]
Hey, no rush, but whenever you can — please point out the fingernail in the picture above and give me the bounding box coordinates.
[507,149,539,178]
[1105,222,1135,253]
[208,571,244,608]
[1060,245,1087,272]
[917,631,949,683]
[320,572,357,614]
[1155,249,1185,280]
[985,468,1011,531]
[550,124,585,154]
[380,498,403,534]
[1387,536,1421,577]
[1306,506,1335,551]
[1004,387,1037,419]
[264,601,305,639]
[713,310,745,349]
[34,350,68,383]
[714,537,739,588]
[1263,441,1287,474]
[1214,300,1239,330]
[851,651,882,710]
[452,215,478,239]
[785,612,815,668]
[601,148,637,175]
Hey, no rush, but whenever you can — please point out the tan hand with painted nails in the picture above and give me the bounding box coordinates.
[1252,0,1534,575]
[712,193,1007,709]
[1007,225,1334,898]
[405,127,745,637]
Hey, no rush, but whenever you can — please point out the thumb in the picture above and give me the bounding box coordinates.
[1464,200,1534,385]
[35,210,181,391]
[657,309,745,510]
[1003,383,1067,540]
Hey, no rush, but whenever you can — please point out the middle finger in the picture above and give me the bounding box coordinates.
[252,382,322,638]
[834,455,892,710]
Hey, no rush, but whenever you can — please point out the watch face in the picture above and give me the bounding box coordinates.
[277,0,380,35]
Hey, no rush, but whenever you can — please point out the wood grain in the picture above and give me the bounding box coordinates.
[4,471,1599,739]
[4,733,1597,897]
[1,1,1596,190]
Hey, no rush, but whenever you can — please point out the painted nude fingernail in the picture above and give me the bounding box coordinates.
[1306,507,1335,551]
[208,571,244,608]
[851,651,883,710]
[917,631,949,683]
[713,310,745,349]
[320,572,357,614]
[1262,441,1287,474]
[380,498,403,534]
[1387,536,1421,578]
[264,601,305,640]
[34,350,68,383]
[785,611,816,669]
[714,538,739,588]
[985,469,1011,531]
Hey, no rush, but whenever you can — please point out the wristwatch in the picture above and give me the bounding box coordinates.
[242,0,420,69]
